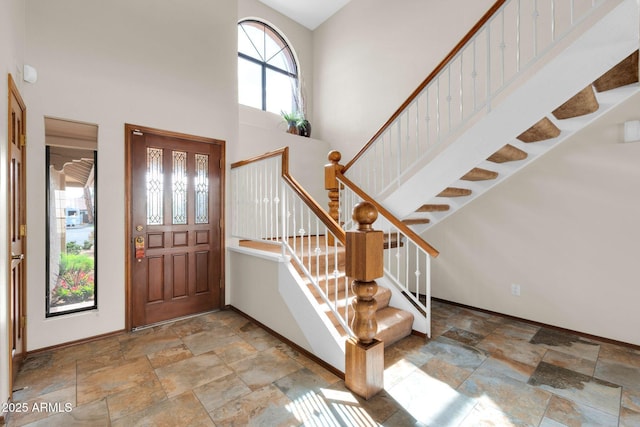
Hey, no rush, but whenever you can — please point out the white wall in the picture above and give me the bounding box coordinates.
[228,249,312,348]
[23,0,238,351]
[424,92,640,346]
[312,0,495,162]
[0,0,25,409]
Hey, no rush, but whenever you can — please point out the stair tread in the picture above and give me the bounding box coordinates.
[593,50,639,92]
[402,218,430,225]
[312,285,391,310]
[416,204,450,213]
[375,307,414,347]
[437,187,472,198]
[517,117,561,143]
[487,144,528,163]
[552,86,599,120]
[461,167,498,181]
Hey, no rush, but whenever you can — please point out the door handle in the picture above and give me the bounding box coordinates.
[12,253,24,261]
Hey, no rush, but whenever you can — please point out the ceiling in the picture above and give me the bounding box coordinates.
[258,0,350,30]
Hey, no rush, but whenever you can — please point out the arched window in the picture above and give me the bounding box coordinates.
[238,19,299,114]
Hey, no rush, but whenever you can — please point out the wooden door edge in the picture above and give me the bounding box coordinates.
[7,73,28,400]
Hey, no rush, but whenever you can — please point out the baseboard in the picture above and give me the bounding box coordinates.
[25,329,127,357]
[225,305,345,380]
[434,297,640,351]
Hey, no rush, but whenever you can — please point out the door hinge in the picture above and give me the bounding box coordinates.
[220,279,223,289]
[19,134,26,147]
[219,219,223,229]
[20,315,26,330]
[19,224,26,237]
[219,158,223,169]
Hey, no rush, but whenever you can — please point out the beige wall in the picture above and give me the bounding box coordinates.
[23,0,238,350]
[424,92,640,346]
[312,0,495,162]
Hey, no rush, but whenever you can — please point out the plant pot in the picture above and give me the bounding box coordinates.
[287,121,299,135]
[297,120,311,137]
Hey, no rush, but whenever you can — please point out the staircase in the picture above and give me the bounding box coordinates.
[401,50,639,229]
[240,236,414,347]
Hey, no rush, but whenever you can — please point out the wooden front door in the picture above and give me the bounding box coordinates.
[127,125,224,328]
[8,75,27,385]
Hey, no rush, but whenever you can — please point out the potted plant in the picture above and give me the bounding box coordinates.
[281,111,300,135]
[297,115,311,137]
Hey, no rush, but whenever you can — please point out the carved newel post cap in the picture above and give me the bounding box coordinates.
[328,150,341,163]
[353,202,377,231]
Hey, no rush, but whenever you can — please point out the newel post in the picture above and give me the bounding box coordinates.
[324,151,343,245]
[345,201,384,400]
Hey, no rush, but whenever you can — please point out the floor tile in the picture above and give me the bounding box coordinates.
[76,356,155,406]
[21,399,110,427]
[459,368,552,426]
[419,357,473,389]
[120,328,183,360]
[5,386,75,427]
[622,388,640,412]
[543,395,618,427]
[154,351,231,397]
[620,406,640,427]
[478,332,547,368]
[208,384,297,426]
[12,362,76,402]
[146,343,193,368]
[529,362,622,416]
[229,346,302,390]
[181,327,237,355]
[443,327,486,346]
[111,391,214,427]
[192,373,251,413]
[106,377,166,421]
[595,357,640,392]
[598,342,640,368]
[473,356,536,383]
[274,367,332,400]
[388,368,477,426]
[421,336,487,370]
[212,337,257,364]
[530,328,600,361]
[542,349,596,377]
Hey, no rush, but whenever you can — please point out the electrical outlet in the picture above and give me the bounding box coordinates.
[511,284,521,296]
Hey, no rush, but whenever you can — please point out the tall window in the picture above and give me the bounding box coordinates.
[238,19,299,114]
[45,118,98,316]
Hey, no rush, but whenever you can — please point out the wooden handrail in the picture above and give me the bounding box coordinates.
[282,173,346,245]
[232,146,346,244]
[231,146,289,175]
[342,0,507,173]
[338,172,439,258]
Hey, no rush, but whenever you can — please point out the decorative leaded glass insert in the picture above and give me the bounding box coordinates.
[195,154,209,224]
[146,147,163,225]
[172,151,187,225]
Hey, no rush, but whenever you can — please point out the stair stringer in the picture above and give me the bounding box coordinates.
[381,0,639,218]
[278,262,347,373]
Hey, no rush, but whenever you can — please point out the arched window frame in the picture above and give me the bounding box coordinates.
[237,19,300,114]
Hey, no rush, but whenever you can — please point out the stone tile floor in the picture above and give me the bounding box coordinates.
[4,300,640,426]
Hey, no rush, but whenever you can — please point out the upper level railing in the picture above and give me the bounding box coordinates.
[231,148,353,338]
[342,0,612,198]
